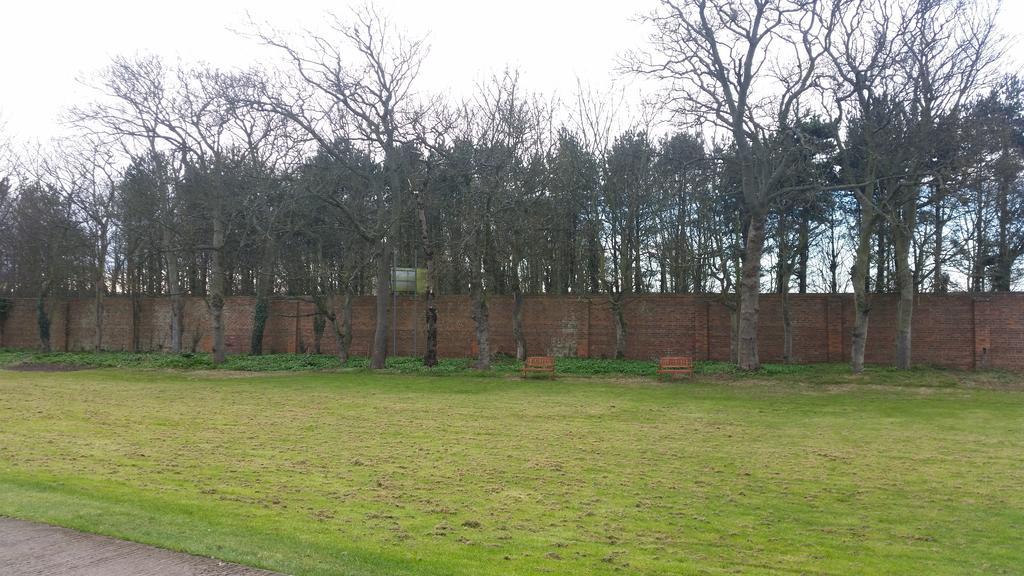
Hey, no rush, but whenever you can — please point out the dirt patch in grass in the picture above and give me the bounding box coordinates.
[4,363,91,372]
[956,371,1024,391]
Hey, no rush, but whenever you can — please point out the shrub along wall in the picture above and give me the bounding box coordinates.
[0,293,1020,370]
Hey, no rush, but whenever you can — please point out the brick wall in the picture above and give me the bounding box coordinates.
[2,293,1023,370]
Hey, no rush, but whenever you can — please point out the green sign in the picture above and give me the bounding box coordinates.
[393,267,428,294]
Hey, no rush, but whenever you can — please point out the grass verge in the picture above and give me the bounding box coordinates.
[0,367,1022,574]
[0,348,1007,386]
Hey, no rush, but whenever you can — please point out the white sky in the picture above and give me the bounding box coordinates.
[0,0,1021,144]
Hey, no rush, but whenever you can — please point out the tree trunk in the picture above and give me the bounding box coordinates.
[611,292,626,360]
[131,293,141,353]
[729,304,739,364]
[587,222,601,294]
[250,298,268,356]
[170,290,184,354]
[0,300,7,348]
[415,189,438,367]
[781,288,792,364]
[512,289,528,360]
[511,243,526,361]
[971,191,986,292]
[737,212,765,370]
[423,291,437,367]
[250,239,276,356]
[313,310,325,355]
[851,195,875,373]
[994,173,1013,291]
[163,227,184,354]
[933,197,946,293]
[851,289,870,374]
[94,234,107,352]
[472,277,490,370]
[370,242,390,369]
[797,214,809,294]
[324,291,355,365]
[893,203,916,370]
[659,254,668,293]
[874,225,887,292]
[209,214,226,365]
[778,216,794,363]
[94,278,104,352]
[37,281,52,353]
[512,291,528,358]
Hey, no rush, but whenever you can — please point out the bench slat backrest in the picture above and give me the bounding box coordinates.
[525,356,555,369]
[659,356,693,368]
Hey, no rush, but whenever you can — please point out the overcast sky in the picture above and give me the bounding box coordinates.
[1,0,1021,143]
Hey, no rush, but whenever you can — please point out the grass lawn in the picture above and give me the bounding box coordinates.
[1,360,1022,575]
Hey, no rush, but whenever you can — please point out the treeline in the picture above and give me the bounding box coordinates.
[0,0,1021,371]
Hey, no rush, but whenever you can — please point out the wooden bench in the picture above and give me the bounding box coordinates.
[522,355,555,376]
[657,356,693,377]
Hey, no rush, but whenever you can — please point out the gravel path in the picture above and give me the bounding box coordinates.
[0,517,283,576]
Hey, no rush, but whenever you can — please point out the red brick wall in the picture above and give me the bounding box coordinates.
[3,293,1024,370]
[1,297,69,351]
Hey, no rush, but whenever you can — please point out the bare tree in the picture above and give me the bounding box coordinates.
[633,0,837,370]
[9,154,86,352]
[172,67,280,365]
[73,56,191,353]
[413,180,438,366]
[42,139,120,351]
[4,2,1014,369]
[480,71,551,362]
[252,5,428,369]
[220,70,301,356]
[78,57,281,364]
[0,119,16,308]
[570,82,631,357]
[823,0,909,372]
[410,102,461,367]
[889,0,1002,368]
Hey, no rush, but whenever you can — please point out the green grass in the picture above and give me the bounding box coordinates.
[1,349,668,374]
[0,348,986,381]
[0,365,1022,575]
